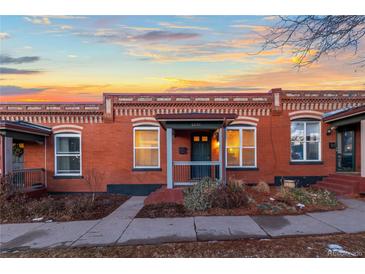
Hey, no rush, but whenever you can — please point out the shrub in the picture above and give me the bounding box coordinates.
[277,187,339,207]
[253,181,270,194]
[183,177,219,211]
[211,182,249,209]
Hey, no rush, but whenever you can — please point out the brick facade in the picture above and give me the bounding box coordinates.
[1,89,364,193]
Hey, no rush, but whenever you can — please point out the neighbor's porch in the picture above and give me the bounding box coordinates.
[0,120,51,194]
[155,113,237,188]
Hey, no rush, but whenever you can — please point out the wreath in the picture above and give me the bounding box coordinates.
[13,144,24,157]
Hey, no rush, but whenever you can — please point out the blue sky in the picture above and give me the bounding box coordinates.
[0,15,364,102]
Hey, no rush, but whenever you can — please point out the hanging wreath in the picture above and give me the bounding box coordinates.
[13,143,24,157]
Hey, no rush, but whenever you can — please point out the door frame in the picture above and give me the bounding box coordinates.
[336,126,356,172]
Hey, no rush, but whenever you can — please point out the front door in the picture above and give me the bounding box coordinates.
[336,129,355,172]
[191,133,211,180]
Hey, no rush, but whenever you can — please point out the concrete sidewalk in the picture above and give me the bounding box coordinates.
[1,197,365,251]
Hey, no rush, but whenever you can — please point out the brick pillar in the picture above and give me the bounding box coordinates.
[361,120,365,177]
[271,88,282,115]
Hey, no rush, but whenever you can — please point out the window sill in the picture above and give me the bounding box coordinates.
[289,161,323,165]
[53,175,84,179]
[226,167,259,171]
[132,168,162,172]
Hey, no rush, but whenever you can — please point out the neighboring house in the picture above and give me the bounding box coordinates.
[0,88,364,195]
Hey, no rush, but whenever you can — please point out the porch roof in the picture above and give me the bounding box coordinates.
[155,113,237,129]
[0,120,51,142]
[323,105,365,126]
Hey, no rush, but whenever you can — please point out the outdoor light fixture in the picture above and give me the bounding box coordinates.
[326,127,336,136]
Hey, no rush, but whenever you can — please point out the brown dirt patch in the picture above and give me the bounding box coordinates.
[2,233,364,258]
[0,193,129,224]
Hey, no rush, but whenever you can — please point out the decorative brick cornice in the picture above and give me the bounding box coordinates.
[0,103,103,114]
[1,90,364,123]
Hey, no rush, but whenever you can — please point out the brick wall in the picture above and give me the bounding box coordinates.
[1,89,364,192]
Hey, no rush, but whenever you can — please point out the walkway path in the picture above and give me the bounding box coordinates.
[1,197,365,251]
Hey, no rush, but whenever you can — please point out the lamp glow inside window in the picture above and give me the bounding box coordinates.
[55,133,81,175]
[134,127,160,168]
[291,121,321,161]
[226,127,256,167]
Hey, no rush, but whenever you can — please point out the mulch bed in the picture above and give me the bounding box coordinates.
[0,193,129,224]
[136,188,346,218]
[2,232,364,258]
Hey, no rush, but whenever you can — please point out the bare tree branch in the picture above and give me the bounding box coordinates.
[260,16,365,68]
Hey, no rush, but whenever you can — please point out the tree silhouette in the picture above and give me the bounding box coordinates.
[261,16,365,67]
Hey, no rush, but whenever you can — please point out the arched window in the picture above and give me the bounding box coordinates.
[290,119,321,162]
[54,132,82,176]
[226,126,257,168]
[133,127,160,169]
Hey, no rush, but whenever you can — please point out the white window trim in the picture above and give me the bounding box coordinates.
[133,126,160,169]
[290,120,322,162]
[54,133,82,176]
[226,126,257,168]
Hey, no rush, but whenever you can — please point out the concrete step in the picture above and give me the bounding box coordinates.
[329,173,364,181]
[317,182,354,192]
[323,176,361,185]
[322,177,360,187]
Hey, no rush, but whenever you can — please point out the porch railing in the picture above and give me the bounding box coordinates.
[0,168,46,193]
[173,161,220,186]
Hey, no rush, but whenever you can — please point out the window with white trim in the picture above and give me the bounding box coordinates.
[226,127,256,167]
[54,133,82,176]
[290,120,321,161]
[133,127,160,168]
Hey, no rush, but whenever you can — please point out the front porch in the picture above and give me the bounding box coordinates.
[156,113,237,189]
[316,106,365,195]
[0,120,51,194]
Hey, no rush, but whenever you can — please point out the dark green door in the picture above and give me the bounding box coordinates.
[336,129,355,171]
[191,133,211,180]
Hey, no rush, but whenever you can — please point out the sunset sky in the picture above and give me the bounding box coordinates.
[1,15,364,103]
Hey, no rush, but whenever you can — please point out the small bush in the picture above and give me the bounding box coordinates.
[253,181,270,194]
[211,182,249,209]
[183,177,219,211]
[228,178,246,189]
[278,187,339,207]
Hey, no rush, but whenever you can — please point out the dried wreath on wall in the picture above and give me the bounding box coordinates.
[12,143,24,157]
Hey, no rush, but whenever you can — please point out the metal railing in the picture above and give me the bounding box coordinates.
[1,168,46,193]
[173,161,220,186]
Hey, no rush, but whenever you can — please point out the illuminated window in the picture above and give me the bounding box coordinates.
[226,127,256,167]
[134,127,160,168]
[55,133,81,176]
[193,136,200,142]
[291,121,321,161]
[201,136,208,142]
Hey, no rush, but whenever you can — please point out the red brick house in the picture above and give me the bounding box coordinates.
[1,88,364,195]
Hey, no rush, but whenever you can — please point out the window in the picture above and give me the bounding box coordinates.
[226,127,256,167]
[54,133,82,176]
[133,127,160,168]
[291,121,321,161]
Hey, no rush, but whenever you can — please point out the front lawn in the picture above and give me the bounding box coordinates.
[136,179,345,218]
[2,233,364,258]
[0,193,129,224]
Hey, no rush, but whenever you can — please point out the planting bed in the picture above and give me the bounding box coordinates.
[136,186,345,218]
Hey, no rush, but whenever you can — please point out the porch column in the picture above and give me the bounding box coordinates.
[361,120,365,178]
[4,137,13,175]
[166,128,173,188]
[219,127,227,185]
